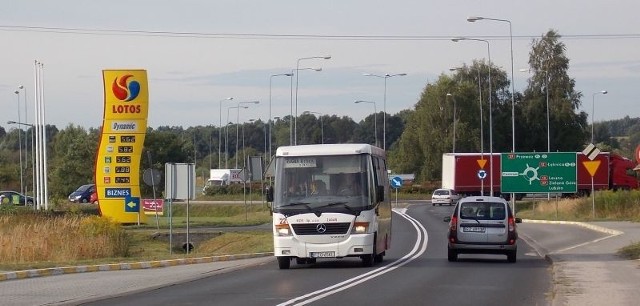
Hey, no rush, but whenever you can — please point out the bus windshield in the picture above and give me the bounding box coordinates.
[274,154,371,213]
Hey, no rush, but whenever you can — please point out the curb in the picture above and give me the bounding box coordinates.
[0,252,274,282]
[522,219,624,236]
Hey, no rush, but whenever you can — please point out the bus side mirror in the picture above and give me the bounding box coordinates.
[266,186,274,202]
[376,185,385,202]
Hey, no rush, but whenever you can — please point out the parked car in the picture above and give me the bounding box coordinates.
[443,196,522,263]
[0,190,35,206]
[89,191,98,204]
[431,188,462,206]
[68,184,96,203]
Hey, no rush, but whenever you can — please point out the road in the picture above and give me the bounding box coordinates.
[83,202,551,305]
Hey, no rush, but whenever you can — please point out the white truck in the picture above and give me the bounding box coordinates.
[203,169,243,193]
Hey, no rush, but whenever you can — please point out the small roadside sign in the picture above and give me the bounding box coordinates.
[582,144,601,161]
[477,169,487,180]
[143,198,164,215]
[391,176,403,189]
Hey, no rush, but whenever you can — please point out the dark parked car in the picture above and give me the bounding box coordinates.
[0,190,35,206]
[68,184,96,203]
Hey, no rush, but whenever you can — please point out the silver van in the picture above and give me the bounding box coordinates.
[443,196,522,263]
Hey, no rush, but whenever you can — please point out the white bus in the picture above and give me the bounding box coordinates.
[266,144,392,269]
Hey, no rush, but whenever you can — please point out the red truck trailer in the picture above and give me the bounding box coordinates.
[442,152,639,198]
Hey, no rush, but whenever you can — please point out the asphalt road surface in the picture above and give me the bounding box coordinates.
[85,203,552,306]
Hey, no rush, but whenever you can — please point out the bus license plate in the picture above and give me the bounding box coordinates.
[311,251,335,258]
[463,227,485,233]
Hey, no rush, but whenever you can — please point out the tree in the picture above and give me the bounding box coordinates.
[49,124,98,198]
[521,29,588,152]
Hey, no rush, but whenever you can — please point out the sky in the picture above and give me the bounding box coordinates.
[1,0,639,132]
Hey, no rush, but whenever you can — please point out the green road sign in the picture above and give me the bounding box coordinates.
[501,152,577,193]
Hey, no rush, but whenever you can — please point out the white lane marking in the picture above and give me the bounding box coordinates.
[278,209,428,306]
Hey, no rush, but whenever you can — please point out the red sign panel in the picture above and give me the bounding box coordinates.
[143,199,164,215]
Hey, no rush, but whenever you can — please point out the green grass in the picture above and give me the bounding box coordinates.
[0,204,273,271]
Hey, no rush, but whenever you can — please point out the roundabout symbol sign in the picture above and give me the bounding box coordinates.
[477,169,487,180]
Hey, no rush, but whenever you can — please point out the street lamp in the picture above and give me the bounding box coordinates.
[591,90,608,144]
[302,111,324,144]
[289,67,322,145]
[295,56,330,145]
[468,16,516,153]
[13,90,24,196]
[450,66,483,154]
[235,101,259,169]
[446,93,457,153]
[8,121,34,198]
[243,119,258,170]
[269,73,292,160]
[354,100,377,147]
[218,97,233,169]
[363,72,407,150]
[227,105,248,168]
[450,66,485,195]
[452,37,493,196]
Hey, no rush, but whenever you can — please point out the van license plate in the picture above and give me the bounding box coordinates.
[311,251,335,258]
[463,227,485,233]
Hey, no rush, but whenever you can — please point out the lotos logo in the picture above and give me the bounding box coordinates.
[112,75,141,102]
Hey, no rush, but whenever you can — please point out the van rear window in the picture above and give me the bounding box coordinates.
[460,202,506,220]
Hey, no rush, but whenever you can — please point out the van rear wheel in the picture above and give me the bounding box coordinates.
[447,248,458,262]
[507,250,517,263]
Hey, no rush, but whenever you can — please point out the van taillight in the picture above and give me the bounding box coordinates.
[507,216,517,244]
[448,216,458,242]
[508,217,515,232]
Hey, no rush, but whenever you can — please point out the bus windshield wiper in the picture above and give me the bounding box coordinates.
[323,202,356,213]
[279,202,313,211]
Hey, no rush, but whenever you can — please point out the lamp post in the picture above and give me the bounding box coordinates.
[243,119,257,170]
[270,73,292,160]
[13,90,24,196]
[218,97,233,169]
[446,93,457,153]
[227,105,248,168]
[289,67,322,145]
[450,66,485,195]
[235,101,259,169]
[302,111,324,144]
[468,16,516,153]
[354,100,377,147]
[295,56,330,145]
[452,37,493,196]
[363,73,407,150]
[591,90,608,144]
[8,121,33,198]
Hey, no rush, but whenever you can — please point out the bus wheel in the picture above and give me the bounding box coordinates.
[361,253,374,267]
[362,239,376,267]
[277,257,291,269]
[374,251,384,263]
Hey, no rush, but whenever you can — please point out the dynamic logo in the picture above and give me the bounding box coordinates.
[112,75,141,101]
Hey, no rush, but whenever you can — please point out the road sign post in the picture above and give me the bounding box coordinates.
[583,144,602,219]
[390,176,402,207]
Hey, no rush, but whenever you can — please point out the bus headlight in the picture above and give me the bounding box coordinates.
[275,224,292,236]
[352,222,369,234]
